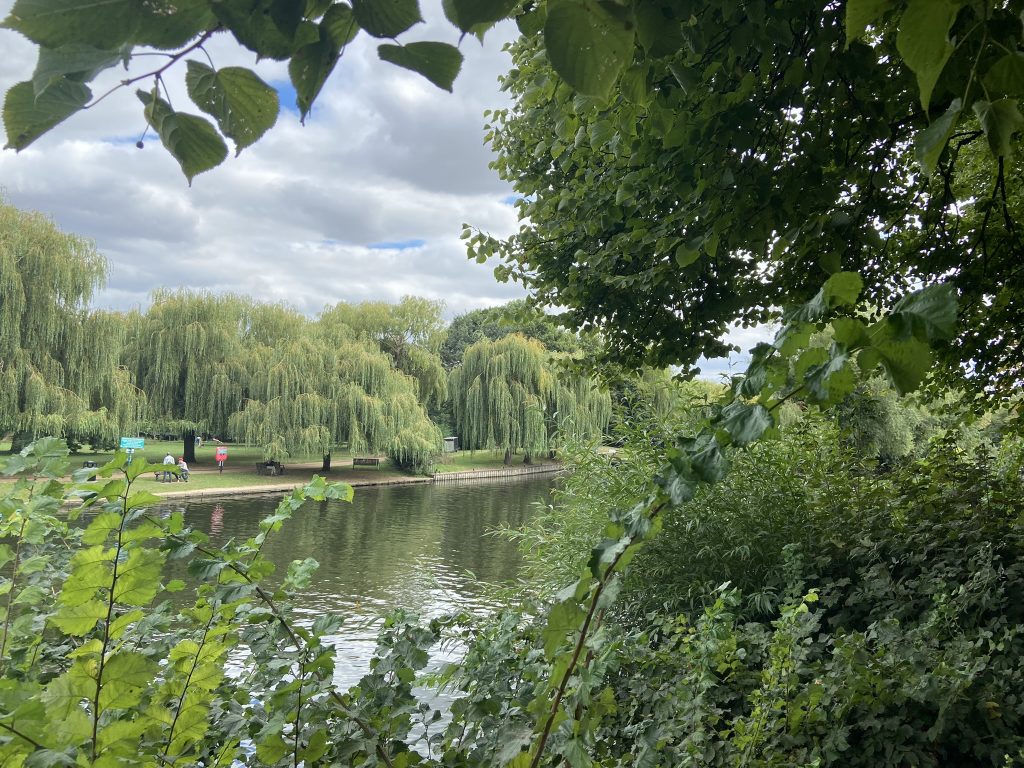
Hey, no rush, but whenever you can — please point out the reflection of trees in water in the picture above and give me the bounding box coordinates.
[181,479,552,613]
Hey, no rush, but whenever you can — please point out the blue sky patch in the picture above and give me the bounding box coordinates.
[368,239,426,250]
[272,80,300,116]
[102,136,145,146]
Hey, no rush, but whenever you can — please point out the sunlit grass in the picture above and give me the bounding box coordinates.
[432,450,559,474]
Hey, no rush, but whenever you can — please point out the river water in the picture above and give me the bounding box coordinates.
[160,476,555,689]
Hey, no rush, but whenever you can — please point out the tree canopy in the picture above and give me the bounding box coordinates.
[470,0,1024,396]
[4,0,1020,396]
[128,290,253,460]
[230,323,442,470]
[439,299,594,370]
[448,333,610,462]
[0,201,144,447]
[318,297,448,409]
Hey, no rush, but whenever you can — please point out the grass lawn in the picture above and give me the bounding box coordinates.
[432,450,558,474]
[1,436,419,492]
[73,440,353,468]
[129,462,413,493]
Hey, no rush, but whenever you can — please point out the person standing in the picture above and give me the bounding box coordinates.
[162,452,175,482]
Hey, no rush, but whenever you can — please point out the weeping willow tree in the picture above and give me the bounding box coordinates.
[128,290,254,462]
[449,334,611,464]
[0,202,145,450]
[318,296,448,409]
[229,330,441,472]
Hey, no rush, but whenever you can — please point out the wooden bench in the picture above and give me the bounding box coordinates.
[154,469,186,482]
[256,462,284,476]
[352,457,381,469]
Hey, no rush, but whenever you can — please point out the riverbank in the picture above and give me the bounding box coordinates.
[150,460,562,500]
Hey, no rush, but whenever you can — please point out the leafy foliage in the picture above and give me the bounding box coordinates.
[470,0,1024,398]
[0,201,145,448]
[448,333,610,462]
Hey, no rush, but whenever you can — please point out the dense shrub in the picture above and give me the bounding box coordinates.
[486,408,1024,766]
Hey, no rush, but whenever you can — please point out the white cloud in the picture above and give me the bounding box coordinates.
[0,1,524,317]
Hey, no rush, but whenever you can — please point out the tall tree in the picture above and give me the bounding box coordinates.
[128,290,252,462]
[319,297,447,409]
[439,299,594,370]
[229,330,441,471]
[449,334,610,464]
[469,1,1024,395]
[0,201,144,449]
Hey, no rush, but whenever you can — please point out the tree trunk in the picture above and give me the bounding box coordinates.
[9,431,32,454]
[322,452,331,472]
[523,451,532,465]
[503,447,512,465]
[183,429,196,463]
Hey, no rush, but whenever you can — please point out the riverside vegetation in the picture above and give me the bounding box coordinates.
[2,0,1024,765]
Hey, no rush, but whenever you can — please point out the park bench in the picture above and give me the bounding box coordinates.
[153,469,186,482]
[352,457,381,469]
[256,462,284,476]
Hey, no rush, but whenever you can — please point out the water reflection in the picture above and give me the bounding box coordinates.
[167,477,553,689]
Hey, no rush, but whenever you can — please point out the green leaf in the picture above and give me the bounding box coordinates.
[635,2,684,58]
[59,545,113,607]
[674,242,700,268]
[720,402,773,447]
[889,282,958,341]
[914,98,961,175]
[32,43,124,97]
[973,98,1024,159]
[185,61,279,154]
[544,0,634,98]
[112,547,166,606]
[895,0,959,111]
[50,598,107,635]
[684,434,728,483]
[845,0,892,44]
[256,732,289,765]
[804,349,856,405]
[352,0,422,38]
[873,335,932,394]
[138,89,229,183]
[289,3,359,120]
[212,0,319,59]
[3,78,90,150]
[983,52,1024,99]
[443,0,516,32]
[284,557,319,590]
[300,728,329,764]
[42,665,95,719]
[125,490,163,511]
[543,599,585,658]
[830,316,869,348]
[82,511,120,545]
[99,652,158,712]
[3,0,140,47]
[377,42,464,92]
[135,0,215,49]
[822,271,863,308]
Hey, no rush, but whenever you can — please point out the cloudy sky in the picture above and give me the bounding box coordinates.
[0,4,757,378]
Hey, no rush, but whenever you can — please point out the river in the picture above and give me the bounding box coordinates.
[159,475,555,689]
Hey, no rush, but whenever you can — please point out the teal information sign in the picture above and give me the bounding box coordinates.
[119,437,145,450]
